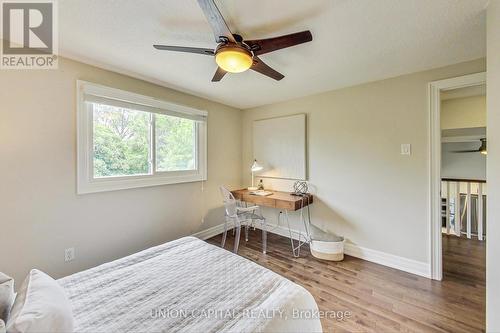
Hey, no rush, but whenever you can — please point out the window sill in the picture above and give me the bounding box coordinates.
[77,173,206,194]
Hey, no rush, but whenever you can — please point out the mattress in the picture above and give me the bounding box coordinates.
[58,237,322,333]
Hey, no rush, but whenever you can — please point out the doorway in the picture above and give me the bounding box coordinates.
[429,72,486,281]
[440,85,486,293]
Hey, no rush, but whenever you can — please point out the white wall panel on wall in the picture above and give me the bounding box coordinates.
[253,114,306,180]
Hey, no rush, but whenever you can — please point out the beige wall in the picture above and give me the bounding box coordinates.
[441,95,486,129]
[0,57,242,283]
[242,58,485,264]
[487,2,500,331]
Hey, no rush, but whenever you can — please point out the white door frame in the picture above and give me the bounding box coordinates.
[428,71,486,280]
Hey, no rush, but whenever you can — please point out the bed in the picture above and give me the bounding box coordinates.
[58,237,322,333]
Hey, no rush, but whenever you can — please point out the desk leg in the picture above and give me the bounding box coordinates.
[285,211,294,255]
[285,209,312,258]
[286,211,303,257]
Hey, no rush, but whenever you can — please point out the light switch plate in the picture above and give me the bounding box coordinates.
[401,144,411,155]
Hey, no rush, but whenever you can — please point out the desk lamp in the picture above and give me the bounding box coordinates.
[248,159,263,190]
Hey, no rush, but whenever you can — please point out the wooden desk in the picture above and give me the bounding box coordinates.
[232,189,313,257]
[231,189,313,212]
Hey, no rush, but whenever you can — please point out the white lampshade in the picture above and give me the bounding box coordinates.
[251,159,263,172]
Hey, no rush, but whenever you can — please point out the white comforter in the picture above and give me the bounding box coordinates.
[58,237,322,333]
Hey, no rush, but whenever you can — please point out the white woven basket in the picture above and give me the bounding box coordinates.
[309,225,344,261]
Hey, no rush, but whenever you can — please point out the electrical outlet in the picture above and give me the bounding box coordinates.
[64,248,75,262]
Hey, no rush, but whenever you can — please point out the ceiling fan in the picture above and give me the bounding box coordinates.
[452,138,487,155]
[153,0,313,82]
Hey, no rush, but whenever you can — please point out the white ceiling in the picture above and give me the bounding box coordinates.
[441,84,486,100]
[59,0,487,109]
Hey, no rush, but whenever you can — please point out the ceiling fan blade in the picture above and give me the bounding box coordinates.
[245,30,313,56]
[196,0,236,43]
[251,57,284,81]
[451,150,480,153]
[211,67,227,82]
[153,45,215,55]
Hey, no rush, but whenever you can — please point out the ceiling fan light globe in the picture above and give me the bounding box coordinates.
[480,139,487,155]
[215,48,253,73]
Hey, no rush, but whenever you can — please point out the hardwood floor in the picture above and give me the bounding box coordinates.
[207,232,485,332]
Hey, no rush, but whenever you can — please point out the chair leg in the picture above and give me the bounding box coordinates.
[233,224,241,253]
[262,219,267,254]
[221,221,228,249]
[245,224,249,242]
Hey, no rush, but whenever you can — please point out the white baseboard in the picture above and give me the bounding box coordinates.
[192,223,431,278]
[343,243,430,278]
[191,224,225,240]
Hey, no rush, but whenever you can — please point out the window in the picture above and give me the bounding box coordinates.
[155,113,196,172]
[93,104,151,178]
[77,81,207,194]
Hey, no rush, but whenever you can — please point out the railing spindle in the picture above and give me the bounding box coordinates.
[446,181,450,234]
[442,179,485,241]
[455,182,461,237]
[478,183,483,241]
[466,182,472,239]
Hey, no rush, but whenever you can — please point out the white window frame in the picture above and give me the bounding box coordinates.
[77,80,207,194]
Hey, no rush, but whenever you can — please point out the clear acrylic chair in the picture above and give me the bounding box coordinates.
[220,186,267,254]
